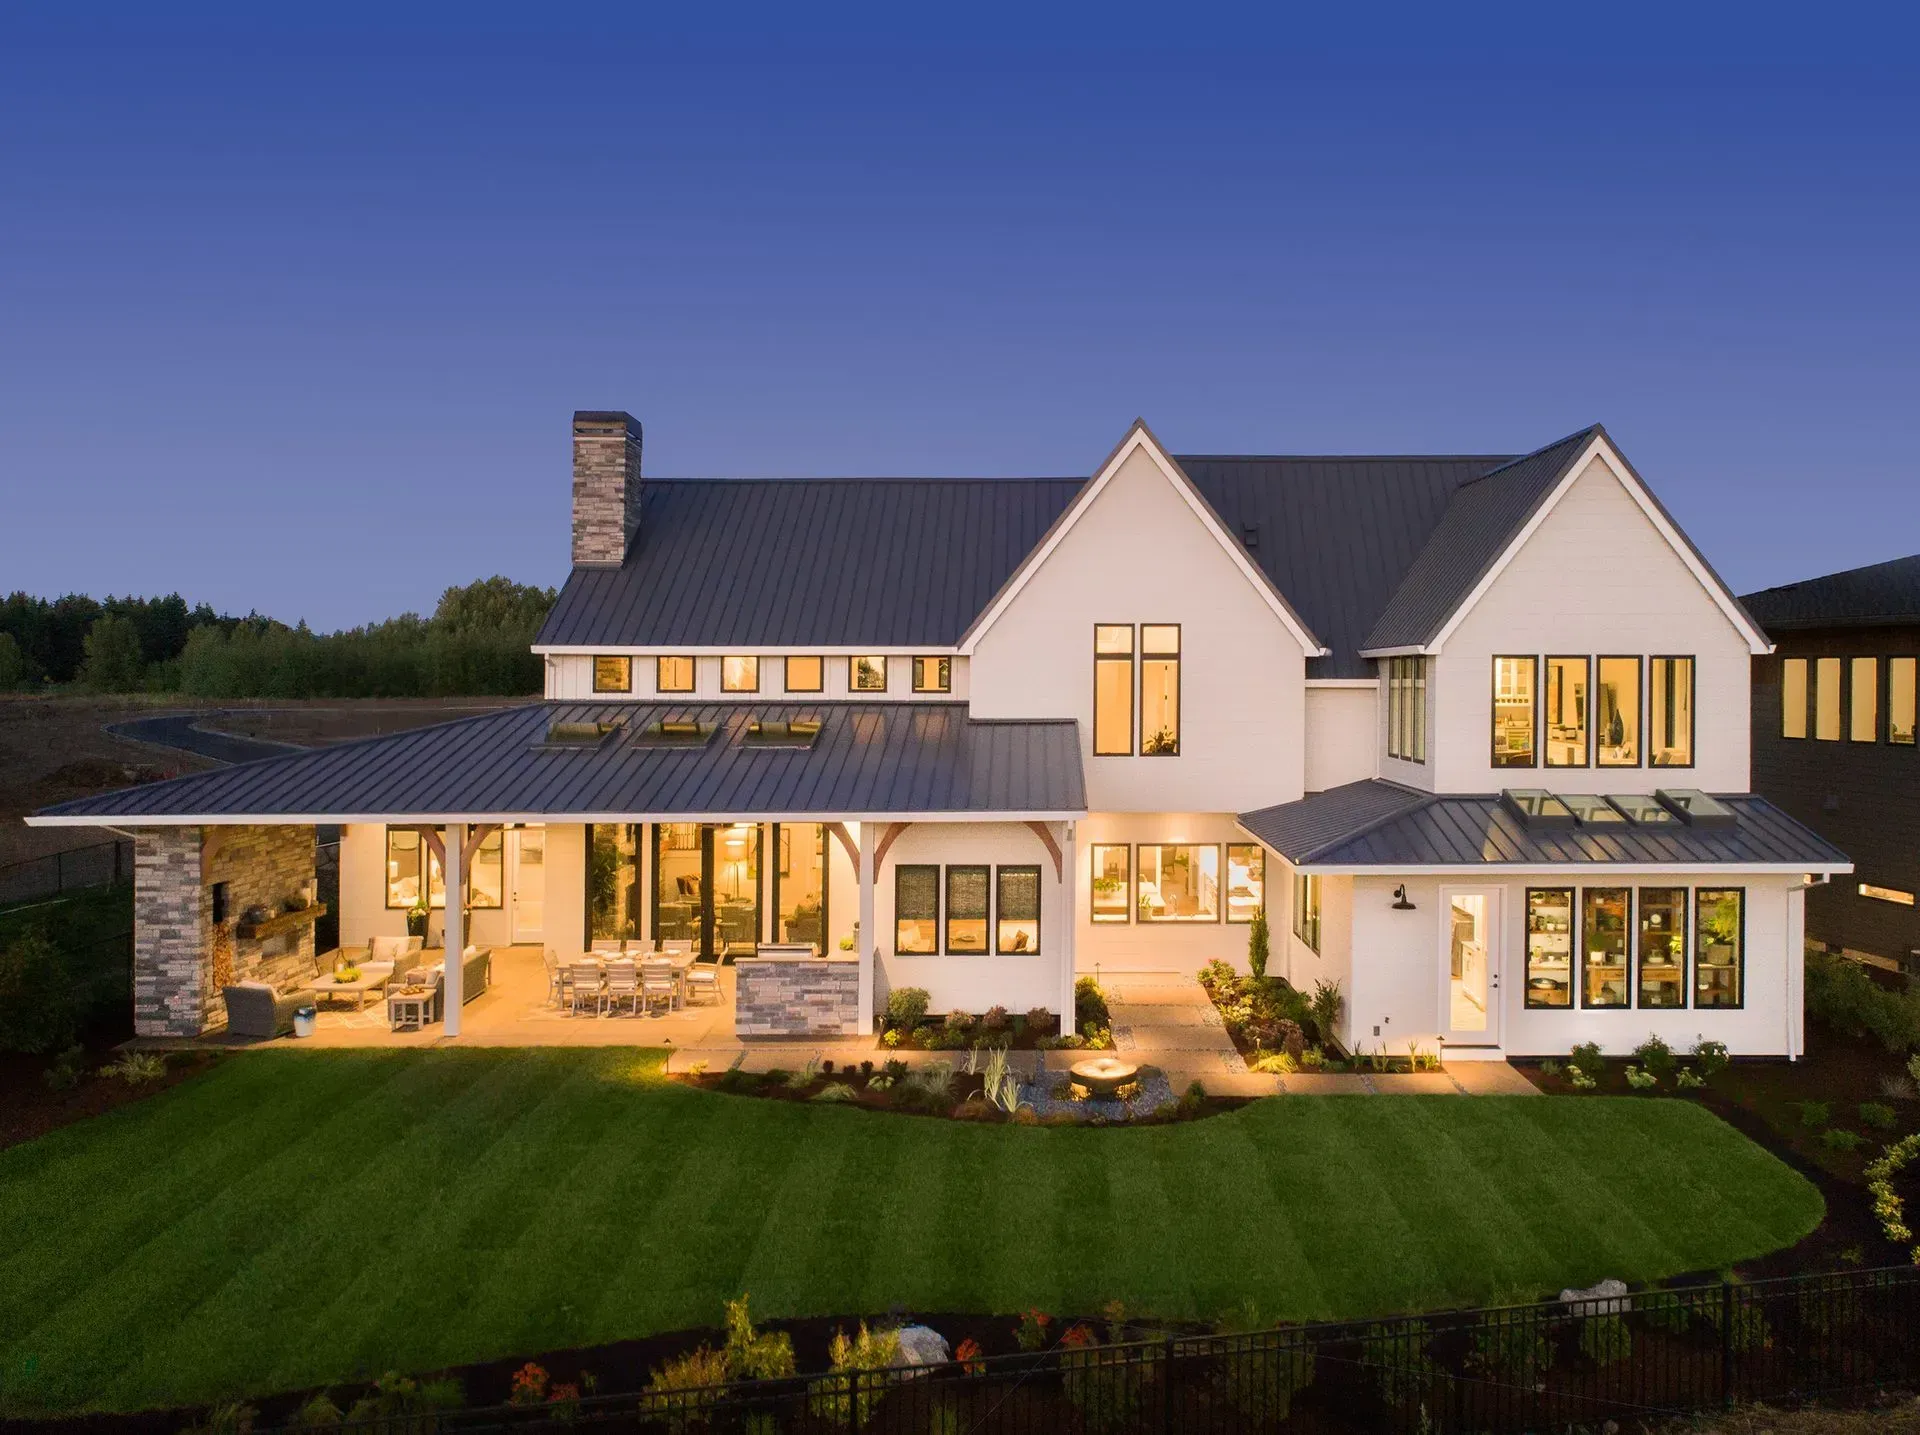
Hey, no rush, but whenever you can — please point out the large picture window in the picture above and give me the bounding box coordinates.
[1546,656,1590,767]
[1093,625,1134,756]
[850,655,888,693]
[386,828,502,911]
[996,866,1040,953]
[1090,844,1130,923]
[912,656,951,693]
[1650,656,1695,766]
[1140,625,1181,755]
[894,865,938,955]
[657,655,695,693]
[588,823,642,940]
[1815,656,1842,740]
[1388,657,1427,763]
[1891,658,1917,745]
[1636,887,1687,1009]
[1695,888,1744,1008]
[1581,887,1629,1008]
[944,866,989,954]
[1596,657,1640,767]
[1292,871,1321,954]
[1226,844,1266,924]
[1524,888,1573,1008]
[785,656,824,693]
[592,656,632,693]
[722,655,759,693]
[1492,656,1537,767]
[1851,657,1878,742]
[1138,844,1218,922]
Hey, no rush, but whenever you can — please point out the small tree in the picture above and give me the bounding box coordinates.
[80,613,144,692]
[0,927,79,1054]
[1247,907,1270,982]
[0,632,24,690]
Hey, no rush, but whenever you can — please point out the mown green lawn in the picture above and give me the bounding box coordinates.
[0,1049,1821,1415]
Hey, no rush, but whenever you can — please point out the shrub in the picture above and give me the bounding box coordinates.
[1861,1101,1898,1130]
[1275,1018,1305,1063]
[285,1393,343,1429]
[1808,951,1920,1052]
[0,927,79,1055]
[885,987,930,1030]
[1059,1323,1150,1434]
[881,1029,901,1049]
[980,1005,1010,1032]
[1675,1068,1705,1090]
[1624,1065,1658,1091]
[1022,1006,1052,1033]
[1799,1100,1831,1128]
[1251,1051,1297,1075]
[102,1051,166,1085]
[1569,1041,1606,1081]
[1470,1317,1552,1383]
[1014,1308,1052,1350]
[648,1345,730,1409]
[1632,1034,1676,1075]
[1578,1313,1632,1366]
[1248,907,1271,981]
[180,1402,258,1435]
[1883,1073,1919,1103]
[810,1083,857,1103]
[1299,1047,1325,1070]
[944,1010,974,1035]
[724,1295,795,1380]
[1309,979,1343,1044]
[344,1373,462,1429]
[1178,1080,1208,1118]
[1569,1068,1598,1091]
[1821,1128,1864,1153]
[43,1043,89,1091]
[1693,1038,1731,1075]
[1197,959,1238,995]
[1539,1057,1562,1079]
[1075,976,1110,1034]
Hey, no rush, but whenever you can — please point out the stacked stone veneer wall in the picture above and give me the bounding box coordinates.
[571,411,643,565]
[133,825,317,1038]
[734,959,861,1037]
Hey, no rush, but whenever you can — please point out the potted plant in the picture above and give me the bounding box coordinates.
[406,901,429,940]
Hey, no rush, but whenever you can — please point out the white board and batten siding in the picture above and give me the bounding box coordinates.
[546,653,970,703]
[1305,685,1379,791]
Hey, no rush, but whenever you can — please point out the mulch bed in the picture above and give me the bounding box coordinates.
[673,1064,1244,1123]
[0,1047,219,1153]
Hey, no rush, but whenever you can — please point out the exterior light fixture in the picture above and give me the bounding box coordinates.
[1392,885,1416,911]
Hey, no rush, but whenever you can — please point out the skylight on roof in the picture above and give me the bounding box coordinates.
[1606,793,1676,825]
[1500,789,1576,828]
[1657,789,1737,827]
[742,718,823,749]
[539,718,622,750]
[631,718,717,748]
[1561,793,1626,824]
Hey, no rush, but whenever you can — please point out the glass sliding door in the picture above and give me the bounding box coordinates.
[587,823,642,943]
[653,823,764,958]
[653,823,705,947]
[773,823,826,947]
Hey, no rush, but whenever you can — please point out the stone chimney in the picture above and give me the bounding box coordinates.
[571,410,643,566]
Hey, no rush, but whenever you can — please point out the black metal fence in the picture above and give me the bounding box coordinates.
[0,838,134,907]
[271,1266,1918,1434]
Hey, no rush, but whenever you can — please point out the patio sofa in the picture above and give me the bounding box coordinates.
[394,946,493,1020]
[221,980,311,1039]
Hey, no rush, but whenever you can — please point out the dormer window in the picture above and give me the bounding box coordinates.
[849,655,888,693]
[722,655,759,693]
[656,656,695,693]
[592,656,632,693]
[1387,657,1426,763]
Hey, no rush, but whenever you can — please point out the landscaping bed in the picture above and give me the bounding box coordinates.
[875,977,1113,1051]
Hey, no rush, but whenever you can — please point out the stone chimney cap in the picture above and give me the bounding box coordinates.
[573,411,641,437]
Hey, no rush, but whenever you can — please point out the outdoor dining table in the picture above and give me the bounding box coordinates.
[573,949,698,1008]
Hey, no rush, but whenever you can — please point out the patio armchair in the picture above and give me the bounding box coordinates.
[604,959,641,1016]
[682,954,722,1006]
[222,981,310,1039]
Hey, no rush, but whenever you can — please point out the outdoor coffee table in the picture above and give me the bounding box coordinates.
[387,985,437,1032]
[312,970,386,1011]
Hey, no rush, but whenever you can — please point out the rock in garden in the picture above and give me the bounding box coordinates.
[1558,1278,1629,1314]
[893,1324,952,1368]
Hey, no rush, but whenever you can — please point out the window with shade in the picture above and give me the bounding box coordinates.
[1695,888,1743,1008]
[1892,658,1917,745]
[1546,656,1590,766]
[1093,625,1134,756]
[1090,844,1130,923]
[1226,844,1265,924]
[1524,888,1573,1008]
[1492,656,1537,767]
[1140,625,1181,755]
[944,866,990,954]
[1815,657,1842,740]
[1782,657,1808,738]
[894,865,938,955]
[1597,657,1640,766]
[1388,657,1427,763]
[1636,887,1687,1009]
[1581,887,1630,1008]
[1650,656,1695,766]
[722,655,759,692]
[656,655,695,693]
[1138,844,1218,922]
[996,866,1040,953]
[1851,657,1878,741]
[592,655,632,693]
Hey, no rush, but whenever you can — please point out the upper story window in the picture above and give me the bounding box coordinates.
[912,656,951,693]
[1851,658,1877,741]
[1649,657,1694,767]
[1814,656,1842,740]
[1140,625,1181,755]
[1596,658,1640,767]
[1492,656,1537,767]
[850,655,888,693]
[722,655,759,693]
[1782,657,1808,738]
[656,655,695,694]
[1892,659,1917,745]
[592,656,632,693]
[1093,625,1134,756]
[785,655,823,693]
[1387,657,1427,763]
[1545,656,1589,767]
[1785,653,1916,746]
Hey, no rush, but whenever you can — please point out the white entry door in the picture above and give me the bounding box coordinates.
[1439,887,1502,1048]
[511,827,546,944]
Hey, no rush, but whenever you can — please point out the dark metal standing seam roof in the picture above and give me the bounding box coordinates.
[30,703,1088,822]
[1237,780,1852,870]
[1742,553,1920,631]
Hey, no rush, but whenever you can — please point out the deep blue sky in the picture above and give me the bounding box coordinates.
[2,6,1916,631]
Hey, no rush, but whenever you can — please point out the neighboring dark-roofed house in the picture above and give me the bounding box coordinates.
[1745,555,1920,971]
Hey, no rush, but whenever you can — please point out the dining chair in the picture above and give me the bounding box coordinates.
[569,961,607,1017]
[604,960,641,1016]
[682,954,722,1006]
[640,957,677,1015]
[542,949,563,1006]
[660,939,694,961]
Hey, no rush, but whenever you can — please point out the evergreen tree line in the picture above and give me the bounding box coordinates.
[0,578,555,698]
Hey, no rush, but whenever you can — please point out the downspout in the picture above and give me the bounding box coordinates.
[1784,874,1829,1062]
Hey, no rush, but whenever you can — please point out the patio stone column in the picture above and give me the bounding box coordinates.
[443,822,464,1036]
[857,821,876,1034]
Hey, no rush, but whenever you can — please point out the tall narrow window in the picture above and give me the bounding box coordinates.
[1524,888,1573,1008]
[1138,844,1218,922]
[1492,656,1537,767]
[592,656,632,693]
[912,656,951,693]
[1388,658,1427,762]
[1139,625,1181,755]
[1093,625,1134,756]
[785,655,824,693]
[996,866,1040,953]
[385,828,427,909]
[468,829,504,909]
[1650,657,1695,767]
[772,823,827,946]
[1781,657,1808,738]
[1546,656,1590,766]
[656,656,695,694]
[1694,888,1743,1008]
[1891,658,1917,745]
[1636,887,1687,1009]
[1225,844,1266,924]
[894,865,938,955]
[1581,887,1630,1008]
[722,655,759,693]
[1596,657,1641,767]
[1291,871,1321,954]
[850,655,888,692]
[1090,844,1130,923]
[588,823,642,941]
[1851,657,1878,742]
[944,866,989,954]
[1815,657,1842,740]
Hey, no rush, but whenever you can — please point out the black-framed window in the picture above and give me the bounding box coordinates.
[1781,656,1808,739]
[1291,871,1321,954]
[1891,658,1917,745]
[894,864,938,955]
[1851,657,1878,742]
[1140,624,1181,755]
[996,866,1040,953]
[1546,656,1590,767]
[1090,843,1130,923]
[1093,624,1134,756]
[657,655,695,693]
[944,865,989,954]
[1581,887,1630,1008]
[912,656,951,693]
[722,655,759,693]
[1650,656,1695,767]
[1139,844,1218,921]
[1597,657,1640,767]
[850,655,888,693]
[386,826,500,911]
[1814,656,1842,740]
[592,655,632,693]
[1492,656,1537,768]
[1226,843,1266,924]
[772,822,828,946]
[1388,657,1427,763]
[785,655,824,693]
[589,822,644,941]
[1524,887,1573,1008]
[1695,888,1744,1008]
[1636,887,1687,1009]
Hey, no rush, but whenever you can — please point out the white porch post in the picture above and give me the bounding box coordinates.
[443,822,464,1036]
[857,821,877,1035]
[1059,820,1078,1027]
